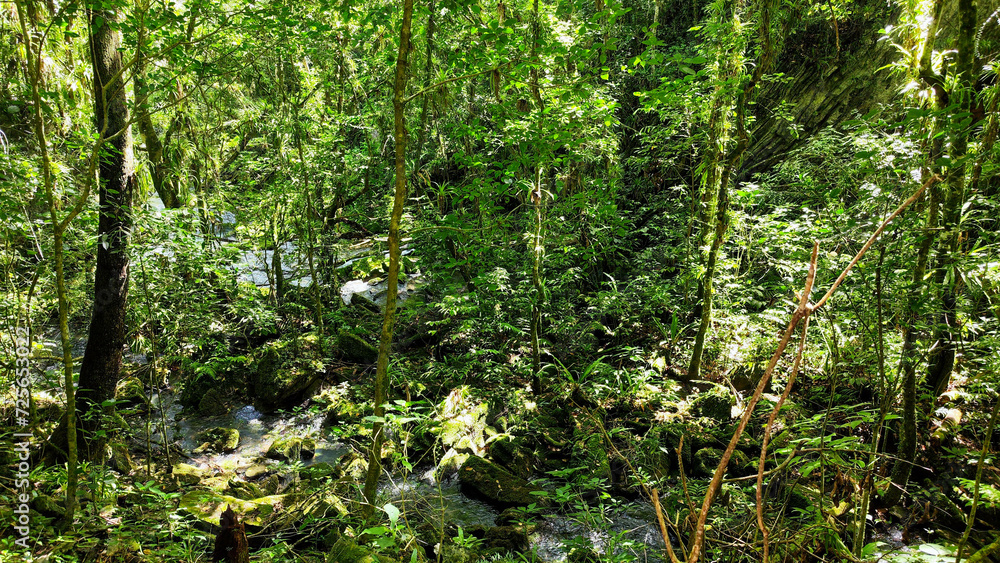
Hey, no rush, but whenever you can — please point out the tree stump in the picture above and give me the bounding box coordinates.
[212,505,249,563]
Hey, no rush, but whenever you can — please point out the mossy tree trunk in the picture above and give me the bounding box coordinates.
[363,0,412,517]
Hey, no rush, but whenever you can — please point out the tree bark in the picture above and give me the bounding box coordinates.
[363,0,412,518]
[76,2,136,459]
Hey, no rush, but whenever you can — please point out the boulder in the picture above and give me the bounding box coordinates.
[266,437,316,461]
[193,427,240,454]
[338,330,379,364]
[458,455,542,509]
[172,463,209,485]
[249,333,326,412]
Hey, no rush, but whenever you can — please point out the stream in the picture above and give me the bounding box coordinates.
[166,396,666,562]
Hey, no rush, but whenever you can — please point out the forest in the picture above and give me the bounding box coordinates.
[1,0,999,560]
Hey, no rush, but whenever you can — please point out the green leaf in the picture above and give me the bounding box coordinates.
[383,503,400,525]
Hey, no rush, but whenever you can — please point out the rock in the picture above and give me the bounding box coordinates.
[245,464,270,479]
[198,388,229,416]
[34,493,65,518]
[439,544,477,563]
[181,488,347,535]
[227,479,263,500]
[435,448,470,481]
[693,447,724,477]
[172,463,209,485]
[194,427,240,454]
[488,435,533,480]
[485,525,529,552]
[335,451,369,481]
[115,376,146,408]
[338,330,379,364]
[300,462,335,481]
[692,385,735,421]
[265,437,316,461]
[458,455,542,509]
[249,333,326,412]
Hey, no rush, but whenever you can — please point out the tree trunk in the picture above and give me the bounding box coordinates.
[363,0,412,517]
[76,2,136,459]
[924,0,976,397]
[134,26,182,209]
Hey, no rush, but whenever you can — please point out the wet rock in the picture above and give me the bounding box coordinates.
[193,427,240,454]
[459,455,542,509]
[488,435,533,480]
[485,525,529,552]
[266,436,316,461]
[249,333,326,412]
[172,463,209,485]
[338,330,379,364]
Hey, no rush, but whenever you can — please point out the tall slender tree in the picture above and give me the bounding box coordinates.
[75,0,136,458]
[363,0,413,516]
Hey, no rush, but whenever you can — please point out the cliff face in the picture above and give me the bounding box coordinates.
[744,2,901,179]
[617,0,999,194]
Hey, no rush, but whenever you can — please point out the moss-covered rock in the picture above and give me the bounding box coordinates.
[227,479,264,500]
[266,437,316,461]
[198,387,229,416]
[435,448,470,481]
[692,386,735,421]
[180,487,348,534]
[249,333,326,412]
[484,525,529,552]
[326,537,399,563]
[693,447,724,477]
[194,427,240,454]
[488,435,533,480]
[172,463,209,485]
[338,329,379,364]
[458,455,542,509]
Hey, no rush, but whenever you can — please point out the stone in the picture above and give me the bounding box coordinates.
[692,386,735,421]
[172,463,209,485]
[484,525,529,552]
[338,330,379,364]
[265,437,316,461]
[458,455,542,509]
[249,333,326,412]
[194,427,240,454]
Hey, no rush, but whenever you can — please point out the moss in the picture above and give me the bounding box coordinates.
[266,437,317,461]
[249,333,326,412]
[458,455,542,509]
[172,462,208,485]
[338,329,379,364]
[194,427,240,454]
[692,385,735,421]
[693,447,724,477]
